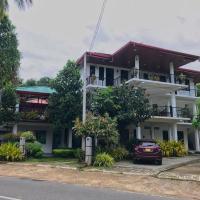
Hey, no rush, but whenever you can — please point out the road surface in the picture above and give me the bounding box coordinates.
[0,176,182,200]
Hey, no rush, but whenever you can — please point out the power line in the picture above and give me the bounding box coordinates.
[89,0,108,51]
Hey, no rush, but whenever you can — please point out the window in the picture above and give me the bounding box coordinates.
[90,65,95,76]
[35,130,46,144]
[121,70,128,82]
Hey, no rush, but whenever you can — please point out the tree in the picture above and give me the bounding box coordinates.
[47,60,82,129]
[73,113,119,149]
[0,16,20,89]
[0,83,18,125]
[0,0,32,20]
[22,78,37,86]
[91,84,153,128]
[37,76,52,86]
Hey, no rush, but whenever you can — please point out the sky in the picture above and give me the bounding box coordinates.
[8,0,200,80]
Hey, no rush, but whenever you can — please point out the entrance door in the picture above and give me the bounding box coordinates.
[106,68,114,86]
[178,131,184,143]
[163,130,169,141]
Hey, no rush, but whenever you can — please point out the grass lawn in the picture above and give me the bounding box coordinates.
[25,157,80,167]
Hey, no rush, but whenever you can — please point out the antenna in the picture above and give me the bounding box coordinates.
[89,0,108,51]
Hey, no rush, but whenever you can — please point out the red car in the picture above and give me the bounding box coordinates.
[133,139,162,165]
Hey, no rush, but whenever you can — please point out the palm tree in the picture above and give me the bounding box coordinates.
[0,0,32,19]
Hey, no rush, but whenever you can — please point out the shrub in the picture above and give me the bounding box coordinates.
[157,140,187,157]
[20,131,36,143]
[110,147,129,161]
[93,153,114,168]
[25,142,43,158]
[52,148,76,158]
[74,148,85,162]
[0,143,24,161]
[2,133,20,143]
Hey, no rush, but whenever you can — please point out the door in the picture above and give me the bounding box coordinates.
[163,130,169,141]
[121,70,128,83]
[99,67,104,86]
[178,131,184,143]
[106,68,114,86]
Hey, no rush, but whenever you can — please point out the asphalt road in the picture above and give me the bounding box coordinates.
[0,176,181,200]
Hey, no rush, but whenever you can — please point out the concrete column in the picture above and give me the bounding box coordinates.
[172,123,178,141]
[169,62,174,83]
[193,103,197,118]
[151,127,155,139]
[167,100,171,117]
[67,128,72,148]
[135,55,140,78]
[12,124,18,135]
[184,131,188,151]
[82,53,87,151]
[195,129,200,152]
[171,92,177,117]
[169,127,173,141]
[136,126,141,139]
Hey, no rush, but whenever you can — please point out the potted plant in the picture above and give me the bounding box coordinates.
[91,74,96,84]
[178,73,186,84]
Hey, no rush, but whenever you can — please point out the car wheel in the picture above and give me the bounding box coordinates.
[155,160,162,165]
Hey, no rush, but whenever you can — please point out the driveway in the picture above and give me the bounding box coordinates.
[114,156,200,175]
[0,176,179,200]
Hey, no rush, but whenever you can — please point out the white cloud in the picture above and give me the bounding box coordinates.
[8,0,200,79]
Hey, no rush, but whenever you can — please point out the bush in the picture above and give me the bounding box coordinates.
[25,142,43,158]
[110,147,129,161]
[93,153,114,168]
[20,131,36,143]
[157,140,187,157]
[74,148,85,162]
[2,133,20,143]
[0,143,24,161]
[52,148,76,158]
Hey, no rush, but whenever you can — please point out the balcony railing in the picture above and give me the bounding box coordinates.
[86,76,105,87]
[176,107,193,118]
[152,106,172,117]
[176,88,200,97]
[18,106,48,122]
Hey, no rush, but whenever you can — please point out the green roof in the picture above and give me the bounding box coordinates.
[16,86,55,94]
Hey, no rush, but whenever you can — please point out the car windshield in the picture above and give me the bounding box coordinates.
[140,142,156,147]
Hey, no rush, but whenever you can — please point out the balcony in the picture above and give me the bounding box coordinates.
[18,105,48,122]
[176,88,200,98]
[152,106,172,117]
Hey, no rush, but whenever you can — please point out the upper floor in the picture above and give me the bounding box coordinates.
[77,41,200,98]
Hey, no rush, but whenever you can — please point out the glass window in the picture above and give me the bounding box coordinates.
[35,130,46,144]
[99,67,104,80]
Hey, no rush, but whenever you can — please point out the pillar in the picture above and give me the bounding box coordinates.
[195,129,200,152]
[184,130,188,151]
[67,128,72,148]
[171,92,177,117]
[82,53,87,151]
[151,127,155,139]
[135,55,140,78]
[12,124,18,135]
[193,103,197,118]
[169,126,173,141]
[136,126,141,139]
[172,123,178,141]
[169,62,174,83]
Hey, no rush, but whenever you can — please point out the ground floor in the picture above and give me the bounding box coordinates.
[0,120,200,154]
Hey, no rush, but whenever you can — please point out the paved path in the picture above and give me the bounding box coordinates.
[0,176,181,200]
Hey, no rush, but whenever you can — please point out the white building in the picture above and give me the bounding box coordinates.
[77,41,200,152]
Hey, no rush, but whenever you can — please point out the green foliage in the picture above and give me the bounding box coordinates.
[0,16,20,88]
[47,60,82,129]
[157,140,187,157]
[74,148,85,162]
[0,83,19,125]
[22,77,53,87]
[20,111,39,121]
[91,84,152,128]
[1,133,20,143]
[73,113,119,148]
[22,79,37,86]
[94,153,114,168]
[192,99,200,129]
[0,0,32,20]
[20,131,36,142]
[0,143,23,161]
[52,148,76,158]
[25,142,43,158]
[109,147,129,161]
